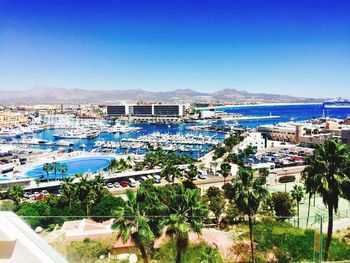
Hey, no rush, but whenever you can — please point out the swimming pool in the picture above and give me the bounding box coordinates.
[25,156,114,179]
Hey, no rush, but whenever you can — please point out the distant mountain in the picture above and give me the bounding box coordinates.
[0,86,321,105]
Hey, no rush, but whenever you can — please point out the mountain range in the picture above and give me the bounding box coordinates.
[0,87,322,105]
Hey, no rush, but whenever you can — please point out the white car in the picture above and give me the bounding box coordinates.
[140,176,148,181]
[128,178,137,187]
[24,192,33,199]
[147,175,154,180]
[106,183,114,188]
[153,175,161,183]
[198,169,208,180]
[42,190,50,196]
[113,182,120,188]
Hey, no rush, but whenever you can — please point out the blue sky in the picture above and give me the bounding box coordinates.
[1,0,350,97]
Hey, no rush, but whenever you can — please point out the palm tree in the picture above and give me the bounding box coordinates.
[302,154,320,228]
[113,190,154,263]
[7,184,25,207]
[108,159,118,171]
[259,168,269,178]
[34,178,41,188]
[58,163,68,179]
[161,184,209,263]
[43,163,52,180]
[303,140,350,260]
[161,163,182,184]
[220,162,231,184]
[51,162,59,178]
[76,174,96,215]
[118,158,128,171]
[232,167,269,262]
[200,246,221,263]
[92,173,105,200]
[187,163,198,181]
[291,185,304,227]
[60,177,75,208]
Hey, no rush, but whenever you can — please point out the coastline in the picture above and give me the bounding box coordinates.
[197,102,322,110]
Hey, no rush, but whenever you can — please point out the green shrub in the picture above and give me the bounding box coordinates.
[154,240,223,263]
[67,238,113,262]
[0,200,16,211]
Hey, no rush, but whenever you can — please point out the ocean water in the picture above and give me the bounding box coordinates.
[224,103,350,128]
[15,104,350,155]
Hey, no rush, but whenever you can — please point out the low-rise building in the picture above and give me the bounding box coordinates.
[0,112,27,127]
[240,132,266,150]
[257,123,303,143]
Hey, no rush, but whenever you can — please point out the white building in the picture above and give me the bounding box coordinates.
[240,132,266,150]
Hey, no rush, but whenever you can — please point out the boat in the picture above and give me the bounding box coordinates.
[0,129,23,138]
[20,138,47,145]
[323,97,350,108]
[53,130,89,139]
[107,123,142,134]
[55,140,74,146]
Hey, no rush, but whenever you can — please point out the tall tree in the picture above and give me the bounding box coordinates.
[60,177,75,208]
[303,140,350,260]
[43,163,52,180]
[161,185,208,263]
[187,163,198,181]
[161,163,182,184]
[232,167,269,262]
[7,184,24,207]
[113,190,154,263]
[75,174,96,215]
[291,185,304,227]
[51,162,59,178]
[220,162,231,184]
[301,154,320,227]
[58,163,68,179]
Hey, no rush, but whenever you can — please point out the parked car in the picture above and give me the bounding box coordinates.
[153,175,161,184]
[24,192,33,199]
[128,178,137,187]
[42,190,50,196]
[106,183,114,188]
[140,176,148,181]
[113,182,120,188]
[120,181,129,187]
[147,175,154,180]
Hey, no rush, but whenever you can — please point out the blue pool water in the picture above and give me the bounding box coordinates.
[25,156,114,179]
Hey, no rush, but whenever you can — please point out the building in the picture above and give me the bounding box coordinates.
[240,132,266,150]
[0,212,67,262]
[299,133,335,147]
[257,123,302,143]
[0,112,27,128]
[199,109,216,119]
[107,104,185,117]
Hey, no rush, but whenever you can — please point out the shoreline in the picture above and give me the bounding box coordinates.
[197,102,322,110]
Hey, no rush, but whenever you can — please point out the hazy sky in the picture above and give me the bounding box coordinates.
[1,0,350,97]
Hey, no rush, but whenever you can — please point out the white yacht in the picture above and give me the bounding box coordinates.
[107,123,142,134]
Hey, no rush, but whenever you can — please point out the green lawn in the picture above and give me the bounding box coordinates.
[250,222,350,262]
[268,182,350,228]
